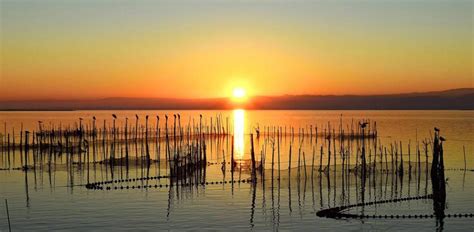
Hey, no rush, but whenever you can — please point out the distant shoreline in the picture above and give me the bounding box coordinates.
[1,88,472,111]
[0,109,76,112]
[1,108,472,112]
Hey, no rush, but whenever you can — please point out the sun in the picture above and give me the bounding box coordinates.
[233,88,246,98]
[232,87,247,101]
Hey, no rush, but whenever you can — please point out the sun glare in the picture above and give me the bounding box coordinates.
[232,87,247,100]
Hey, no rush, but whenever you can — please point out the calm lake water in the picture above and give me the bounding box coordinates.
[0,110,473,231]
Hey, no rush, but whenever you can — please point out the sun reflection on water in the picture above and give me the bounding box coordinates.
[233,109,245,159]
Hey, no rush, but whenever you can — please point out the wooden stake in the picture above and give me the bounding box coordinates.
[463,145,467,171]
[250,133,256,182]
[5,199,11,232]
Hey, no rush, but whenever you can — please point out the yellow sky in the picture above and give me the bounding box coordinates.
[0,0,472,100]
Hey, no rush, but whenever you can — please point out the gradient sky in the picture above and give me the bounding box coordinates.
[1,0,472,100]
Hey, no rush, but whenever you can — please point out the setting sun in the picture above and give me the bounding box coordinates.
[232,87,247,100]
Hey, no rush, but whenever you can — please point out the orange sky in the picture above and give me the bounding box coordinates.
[1,0,472,100]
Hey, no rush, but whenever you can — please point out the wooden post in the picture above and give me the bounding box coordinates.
[277,128,281,179]
[5,199,11,232]
[399,141,404,175]
[25,131,30,167]
[135,114,139,141]
[319,145,323,171]
[311,146,315,178]
[12,128,15,152]
[250,133,256,182]
[463,145,467,171]
[231,135,234,173]
[408,140,412,175]
[288,143,292,175]
[20,124,23,151]
[7,134,10,153]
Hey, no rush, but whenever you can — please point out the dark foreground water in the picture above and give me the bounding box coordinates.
[0,110,473,231]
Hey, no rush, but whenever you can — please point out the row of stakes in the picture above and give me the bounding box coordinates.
[0,162,229,171]
[2,166,471,172]
[85,175,170,189]
[331,194,434,212]
[86,175,253,190]
[318,194,474,219]
[445,168,474,172]
[335,213,474,219]
[85,160,250,190]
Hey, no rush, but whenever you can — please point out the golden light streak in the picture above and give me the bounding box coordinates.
[233,109,245,160]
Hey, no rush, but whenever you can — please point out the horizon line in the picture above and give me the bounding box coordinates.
[2,87,472,102]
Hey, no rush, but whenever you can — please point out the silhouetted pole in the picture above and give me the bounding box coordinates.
[112,114,117,164]
[250,133,256,182]
[463,145,467,171]
[156,116,160,139]
[5,199,11,232]
[24,131,30,168]
[173,114,176,161]
[288,143,292,177]
[20,123,23,152]
[79,118,83,146]
[135,114,139,141]
[125,117,129,168]
[145,115,150,165]
[231,135,234,173]
[92,116,97,141]
[145,115,149,141]
[165,115,170,162]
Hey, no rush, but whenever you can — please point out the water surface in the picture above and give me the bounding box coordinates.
[0,110,473,231]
